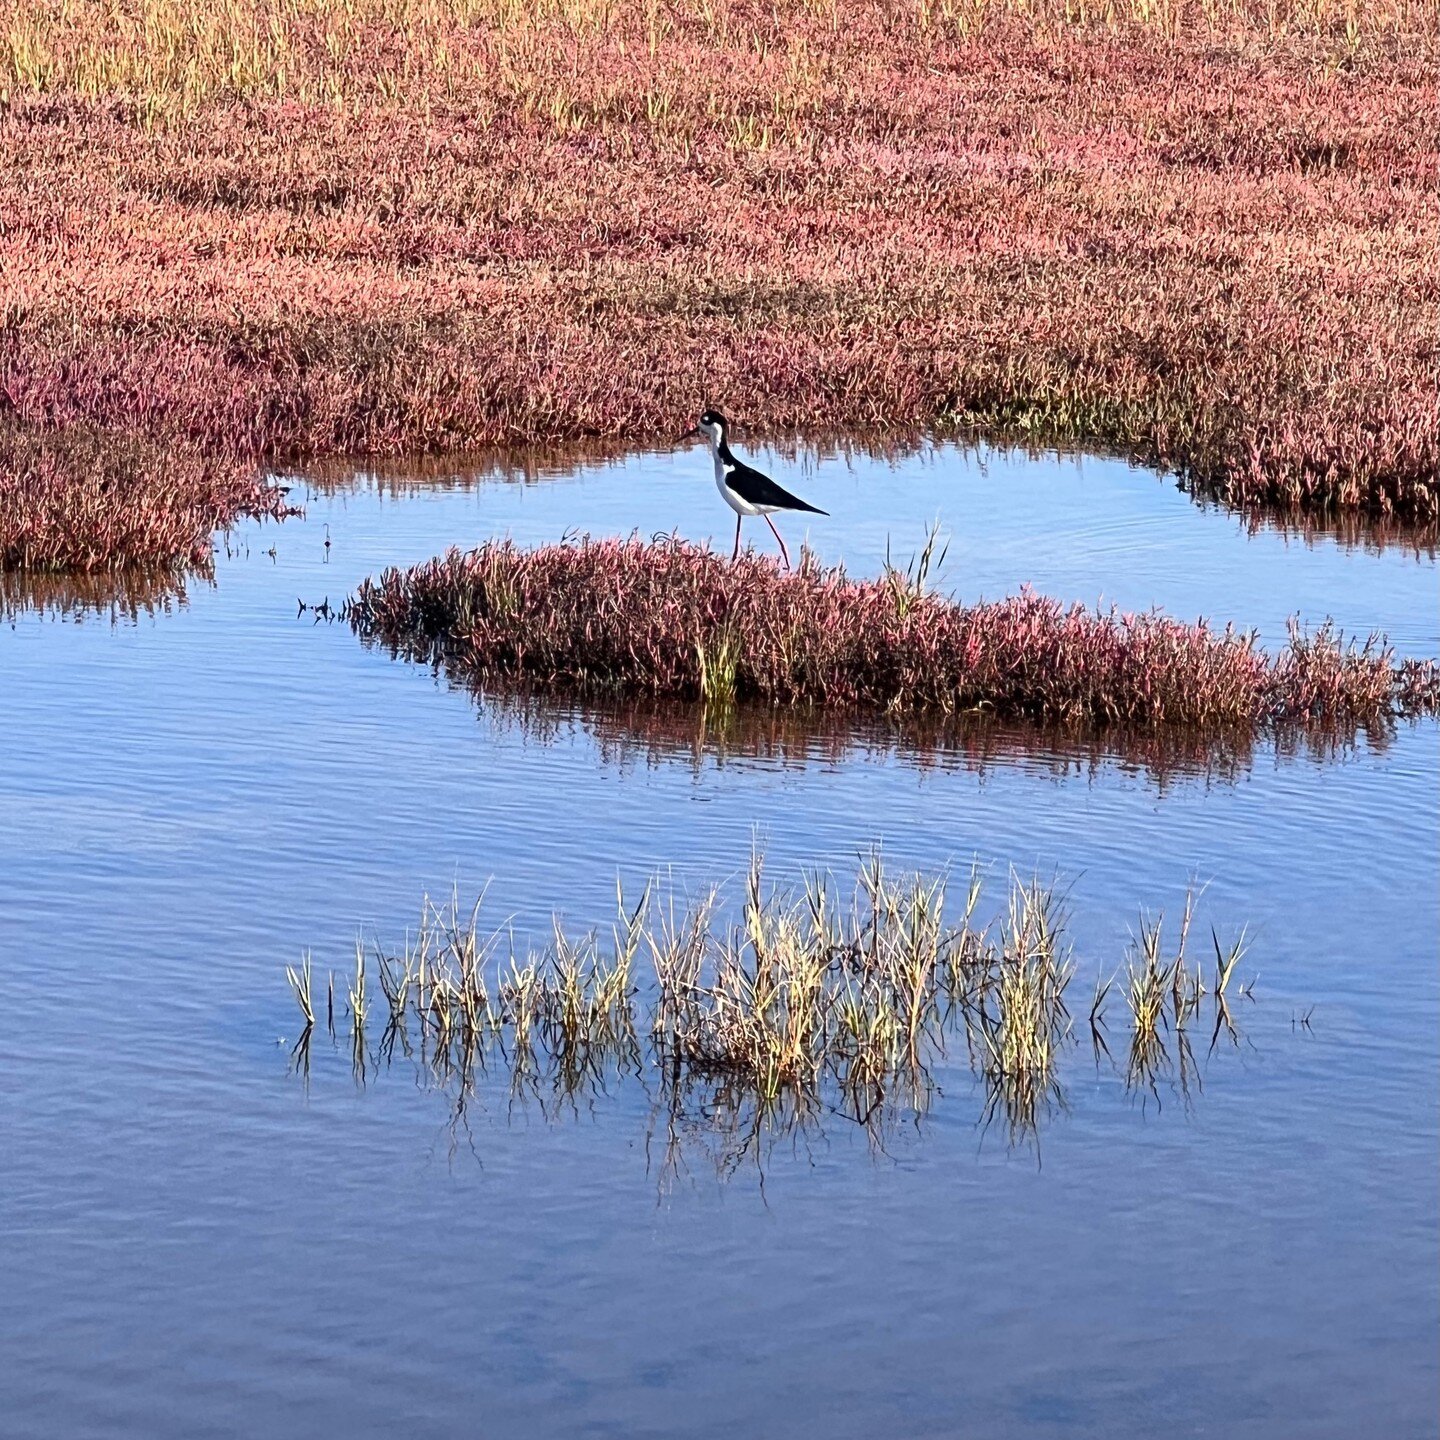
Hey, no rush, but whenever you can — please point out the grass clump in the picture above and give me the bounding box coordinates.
[1110,893,1256,1101]
[349,536,1440,731]
[287,851,1272,1160]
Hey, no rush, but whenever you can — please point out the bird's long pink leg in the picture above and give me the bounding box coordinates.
[763,514,792,570]
[732,514,742,561]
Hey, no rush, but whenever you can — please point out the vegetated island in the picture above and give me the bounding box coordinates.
[349,536,1440,730]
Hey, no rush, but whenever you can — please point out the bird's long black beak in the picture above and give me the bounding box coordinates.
[678,425,700,441]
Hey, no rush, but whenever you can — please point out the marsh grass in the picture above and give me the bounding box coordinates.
[973,878,1074,1080]
[4,0,1420,116]
[0,423,293,572]
[285,949,315,1028]
[287,852,1270,1162]
[3,0,1436,558]
[350,536,1440,731]
[1117,894,1257,1102]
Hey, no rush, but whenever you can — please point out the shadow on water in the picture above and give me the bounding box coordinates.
[1209,497,1438,562]
[352,638,1409,792]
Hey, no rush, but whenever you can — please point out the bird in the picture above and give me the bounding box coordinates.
[680,409,826,570]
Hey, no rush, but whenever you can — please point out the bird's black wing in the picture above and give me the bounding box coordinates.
[725,457,828,515]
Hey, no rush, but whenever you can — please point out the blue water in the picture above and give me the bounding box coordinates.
[0,442,1435,1439]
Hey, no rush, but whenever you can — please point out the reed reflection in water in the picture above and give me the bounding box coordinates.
[0,564,207,625]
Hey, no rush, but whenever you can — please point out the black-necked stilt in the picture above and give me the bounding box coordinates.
[680,409,826,569]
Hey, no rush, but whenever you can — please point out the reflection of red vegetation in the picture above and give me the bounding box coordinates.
[1,0,1435,571]
[461,687,1375,792]
[352,537,1440,728]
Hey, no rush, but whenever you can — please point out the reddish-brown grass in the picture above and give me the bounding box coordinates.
[350,536,1440,728]
[1,0,1436,571]
[0,422,291,571]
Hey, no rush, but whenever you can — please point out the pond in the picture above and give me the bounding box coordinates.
[1,440,1436,1439]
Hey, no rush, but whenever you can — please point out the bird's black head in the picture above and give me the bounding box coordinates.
[695,409,728,449]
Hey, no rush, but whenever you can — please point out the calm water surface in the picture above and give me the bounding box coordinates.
[1,443,1436,1439]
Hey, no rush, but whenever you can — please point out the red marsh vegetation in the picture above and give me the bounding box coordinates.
[0,422,290,571]
[1,0,1437,571]
[349,536,1440,728]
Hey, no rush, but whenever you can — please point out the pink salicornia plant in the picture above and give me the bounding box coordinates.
[349,536,1440,729]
